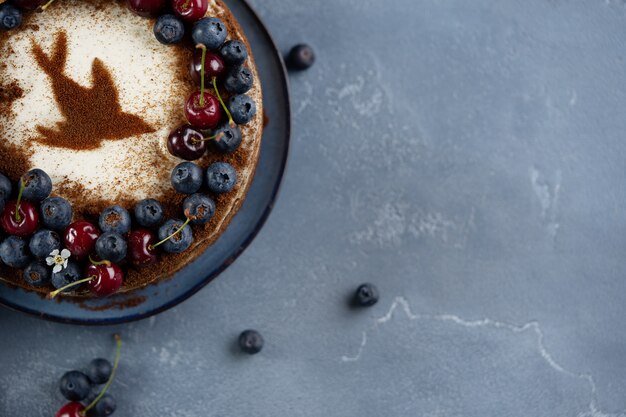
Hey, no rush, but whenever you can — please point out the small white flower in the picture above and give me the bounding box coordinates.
[46,249,71,274]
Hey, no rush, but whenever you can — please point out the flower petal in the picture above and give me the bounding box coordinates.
[52,264,62,274]
[45,257,54,266]
[61,249,71,259]
[63,259,68,269]
[50,249,59,257]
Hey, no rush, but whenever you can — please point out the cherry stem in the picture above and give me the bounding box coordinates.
[212,76,235,128]
[89,256,111,267]
[48,276,95,299]
[14,178,24,223]
[81,334,122,416]
[40,0,56,11]
[196,44,207,107]
[150,216,191,250]
[191,132,224,144]
[181,0,191,9]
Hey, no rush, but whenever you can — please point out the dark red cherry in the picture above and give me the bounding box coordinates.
[128,229,157,267]
[11,0,45,10]
[56,402,84,417]
[86,262,124,297]
[126,0,166,16]
[64,221,101,259]
[172,0,207,22]
[190,49,225,85]
[0,200,39,237]
[184,91,222,130]
[167,124,207,161]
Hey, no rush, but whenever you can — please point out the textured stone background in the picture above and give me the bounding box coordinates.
[2,0,626,416]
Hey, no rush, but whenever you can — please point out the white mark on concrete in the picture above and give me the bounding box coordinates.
[530,166,562,241]
[342,297,625,417]
[569,90,578,106]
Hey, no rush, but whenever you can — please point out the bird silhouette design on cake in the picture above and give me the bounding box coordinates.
[31,31,155,150]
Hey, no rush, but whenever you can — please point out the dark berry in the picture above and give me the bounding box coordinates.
[64,221,100,259]
[171,162,203,194]
[128,229,157,266]
[172,0,207,22]
[40,197,73,231]
[212,123,242,154]
[287,44,316,70]
[191,17,227,50]
[51,261,82,293]
[126,0,165,17]
[206,162,237,194]
[59,370,91,401]
[238,329,264,354]
[99,205,131,235]
[354,283,379,307]
[86,393,116,417]
[134,198,164,228]
[227,94,257,125]
[95,232,127,263]
[183,193,215,225]
[23,261,51,287]
[157,219,193,253]
[11,0,45,11]
[55,402,85,417]
[167,125,207,161]
[29,229,61,258]
[153,14,185,45]
[0,173,12,214]
[223,66,253,94]
[86,358,112,385]
[190,49,225,85]
[0,4,22,31]
[86,262,123,297]
[0,236,31,268]
[0,200,39,236]
[220,40,248,66]
[21,169,52,202]
[184,91,222,129]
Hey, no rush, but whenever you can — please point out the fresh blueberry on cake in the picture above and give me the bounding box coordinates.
[0,0,263,297]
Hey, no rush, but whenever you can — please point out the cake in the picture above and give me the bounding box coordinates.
[0,0,263,296]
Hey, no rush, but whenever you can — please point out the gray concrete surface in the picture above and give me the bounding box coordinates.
[2,0,626,416]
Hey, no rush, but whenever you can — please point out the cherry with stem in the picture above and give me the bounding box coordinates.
[81,334,122,416]
[14,179,24,223]
[48,276,96,299]
[212,76,236,128]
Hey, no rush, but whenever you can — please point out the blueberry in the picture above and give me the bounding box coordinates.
[171,162,203,194]
[238,329,264,354]
[153,14,185,45]
[287,43,316,70]
[86,358,112,385]
[354,283,379,307]
[95,232,127,263]
[206,162,237,194]
[40,197,73,231]
[22,261,50,287]
[227,94,257,125]
[51,261,82,293]
[212,123,242,154]
[99,205,131,234]
[192,17,228,50]
[0,4,22,31]
[220,40,248,66]
[0,173,12,214]
[87,393,116,417]
[183,194,215,225]
[21,168,52,202]
[0,236,31,268]
[157,219,193,253]
[224,66,253,94]
[59,370,92,401]
[134,198,164,228]
[29,229,61,258]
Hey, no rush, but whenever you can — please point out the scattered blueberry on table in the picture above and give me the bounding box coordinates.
[287,43,316,70]
[239,329,264,354]
[354,283,380,307]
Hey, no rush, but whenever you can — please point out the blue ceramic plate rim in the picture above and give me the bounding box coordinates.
[0,0,291,325]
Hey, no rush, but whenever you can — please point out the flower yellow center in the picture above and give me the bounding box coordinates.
[54,255,64,265]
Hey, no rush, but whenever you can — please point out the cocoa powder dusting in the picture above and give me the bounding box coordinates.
[31,31,155,150]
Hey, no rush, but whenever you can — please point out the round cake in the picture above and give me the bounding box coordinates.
[0,0,263,296]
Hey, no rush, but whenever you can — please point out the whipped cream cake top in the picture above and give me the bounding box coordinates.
[0,0,264,295]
